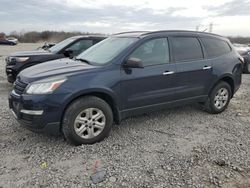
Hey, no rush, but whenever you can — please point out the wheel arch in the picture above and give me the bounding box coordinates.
[61,89,121,129]
[210,75,235,98]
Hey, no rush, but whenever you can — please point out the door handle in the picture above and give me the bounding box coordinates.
[203,66,212,70]
[163,71,174,75]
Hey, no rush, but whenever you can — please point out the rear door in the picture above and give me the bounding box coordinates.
[121,37,177,110]
[170,36,213,100]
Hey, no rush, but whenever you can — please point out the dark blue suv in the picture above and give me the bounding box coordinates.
[9,31,242,145]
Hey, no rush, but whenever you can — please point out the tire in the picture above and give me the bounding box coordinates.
[204,81,232,114]
[62,96,113,145]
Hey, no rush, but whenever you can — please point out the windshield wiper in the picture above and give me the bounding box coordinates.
[75,58,90,64]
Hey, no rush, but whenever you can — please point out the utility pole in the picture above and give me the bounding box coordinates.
[196,22,214,33]
[196,25,200,31]
[209,22,213,33]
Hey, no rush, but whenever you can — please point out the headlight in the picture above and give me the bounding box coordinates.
[26,79,66,94]
[9,56,30,62]
[247,51,250,55]
[17,57,29,62]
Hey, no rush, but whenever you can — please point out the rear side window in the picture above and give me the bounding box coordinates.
[69,40,93,52]
[94,38,104,44]
[171,37,203,62]
[67,39,93,56]
[201,38,231,58]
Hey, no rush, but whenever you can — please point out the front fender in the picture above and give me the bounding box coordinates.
[63,87,120,108]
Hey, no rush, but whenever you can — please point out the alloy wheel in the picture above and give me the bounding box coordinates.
[74,108,106,139]
[214,87,229,110]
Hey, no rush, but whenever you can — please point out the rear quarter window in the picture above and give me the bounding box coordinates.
[201,37,231,58]
[171,37,203,62]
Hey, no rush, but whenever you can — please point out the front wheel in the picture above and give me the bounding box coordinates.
[62,96,113,145]
[204,81,232,114]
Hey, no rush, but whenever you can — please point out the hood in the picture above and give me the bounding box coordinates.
[19,58,97,83]
[10,50,53,57]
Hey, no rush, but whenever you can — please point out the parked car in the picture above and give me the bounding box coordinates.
[38,42,56,50]
[6,37,18,44]
[9,30,242,145]
[5,35,106,83]
[233,43,250,73]
[0,39,17,45]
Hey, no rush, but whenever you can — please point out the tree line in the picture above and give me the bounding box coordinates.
[227,36,250,44]
[1,31,103,43]
[1,31,250,44]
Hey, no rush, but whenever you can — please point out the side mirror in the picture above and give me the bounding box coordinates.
[64,49,74,58]
[124,58,144,68]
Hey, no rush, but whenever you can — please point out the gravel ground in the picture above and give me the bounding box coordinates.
[0,43,250,188]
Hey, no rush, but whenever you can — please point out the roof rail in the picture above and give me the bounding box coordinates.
[113,31,149,35]
[140,30,223,37]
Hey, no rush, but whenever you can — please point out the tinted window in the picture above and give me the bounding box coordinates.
[94,38,104,44]
[68,40,93,56]
[201,38,231,57]
[49,38,75,53]
[129,38,170,66]
[172,37,203,62]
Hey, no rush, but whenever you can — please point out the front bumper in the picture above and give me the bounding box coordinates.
[9,91,62,135]
[6,65,17,83]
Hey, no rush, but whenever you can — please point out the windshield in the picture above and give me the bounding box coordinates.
[49,37,75,53]
[76,37,138,65]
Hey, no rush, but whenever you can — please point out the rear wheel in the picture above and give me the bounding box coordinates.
[204,81,232,114]
[62,96,113,145]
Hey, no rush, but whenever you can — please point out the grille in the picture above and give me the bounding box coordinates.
[14,78,28,95]
[22,113,33,122]
[6,57,16,66]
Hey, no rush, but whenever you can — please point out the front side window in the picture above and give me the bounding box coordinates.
[129,38,170,66]
[77,37,138,65]
[67,40,93,56]
[201,37,231,58]
[49,37,75,53]
[172,37,203,62]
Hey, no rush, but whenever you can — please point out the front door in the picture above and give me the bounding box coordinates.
[120,37,177,110]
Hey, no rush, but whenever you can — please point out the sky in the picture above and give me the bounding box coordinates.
[0,0,250,36]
